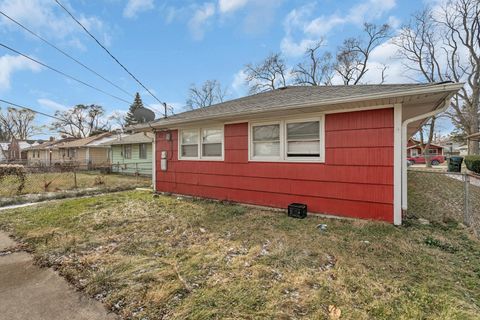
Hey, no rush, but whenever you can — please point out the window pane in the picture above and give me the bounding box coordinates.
[202,129,222,143]
[253,142,280,157]
[202,143,222,157]
[181,129,198,144]
[253,124,280,141]
[287,121,319,140]
[182,145,198,157]
[139,143,147,159]
[287,141,320,156]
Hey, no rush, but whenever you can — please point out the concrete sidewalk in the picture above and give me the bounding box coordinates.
[0,232,117,320]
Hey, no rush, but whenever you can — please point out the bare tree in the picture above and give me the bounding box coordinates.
[395,0,480,154]
[335,23,391,85]
[108,111,127,131]
[51,104,108,138]
[186,80,227,109]
[0,107,39,140]
[291,40,334,86]
[245,53,288,94]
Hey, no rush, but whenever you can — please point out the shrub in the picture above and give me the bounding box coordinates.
[0,164,27,194]
[464,155,480,174]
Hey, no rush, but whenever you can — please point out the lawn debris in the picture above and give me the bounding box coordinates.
[316,223,328,232]
[328,305,341,319]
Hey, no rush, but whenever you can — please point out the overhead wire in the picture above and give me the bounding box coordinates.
[54,0,170,117]
[0,42,131,105]
[0,10,133,99]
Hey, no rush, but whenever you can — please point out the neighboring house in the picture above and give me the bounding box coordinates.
[438,138,465,156]
[458,145,469,156]
[133,82,462,225]
[407,139,444,157]
[25,138,75,165]
[54,132,113,167]
[0,142,9,162]
[0,139,40,162]
[101,132,154,176]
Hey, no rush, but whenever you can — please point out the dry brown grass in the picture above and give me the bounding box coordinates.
[0,171,151,197]
[0,173,479,319]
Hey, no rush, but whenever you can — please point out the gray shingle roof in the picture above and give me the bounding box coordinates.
[100,132,154,146]
[131,83,462,130]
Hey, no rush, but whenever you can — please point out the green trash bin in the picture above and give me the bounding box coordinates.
[448,156,463,172]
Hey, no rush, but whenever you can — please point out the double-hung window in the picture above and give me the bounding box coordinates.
[286,120,321,159]
[251,123,281,159]
[139,143,147,159]
[250,117,324,162]
[123,145,132,159]
[179,127,223,160]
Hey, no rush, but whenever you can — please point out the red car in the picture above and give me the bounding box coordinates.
[407,155,445,166]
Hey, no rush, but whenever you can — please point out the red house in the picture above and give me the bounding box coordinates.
[134,83,461,225]
[407,139,444,157]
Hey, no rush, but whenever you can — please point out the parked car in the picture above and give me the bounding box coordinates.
[407,155,446,166]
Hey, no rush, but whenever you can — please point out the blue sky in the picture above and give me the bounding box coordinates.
[0,0,448,138]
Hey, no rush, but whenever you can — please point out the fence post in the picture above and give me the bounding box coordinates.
[73,167,78,189]
[135,163,139,183]
[464,173,470,226]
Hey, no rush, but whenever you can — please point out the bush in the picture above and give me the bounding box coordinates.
[464,155,480,174]
[0,164,27,194]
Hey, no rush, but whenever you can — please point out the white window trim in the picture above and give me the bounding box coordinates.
[178,126,224,161]
[248,115,325,163]
[249,120,283,161]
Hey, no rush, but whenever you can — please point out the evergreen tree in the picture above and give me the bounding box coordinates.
[125,92,145,125]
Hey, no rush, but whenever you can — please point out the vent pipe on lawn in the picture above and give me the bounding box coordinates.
[400,98,452,213]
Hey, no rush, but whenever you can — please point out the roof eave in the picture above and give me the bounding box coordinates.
[131,83,464,132]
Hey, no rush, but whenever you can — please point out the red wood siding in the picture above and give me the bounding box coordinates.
[155,108,394,222]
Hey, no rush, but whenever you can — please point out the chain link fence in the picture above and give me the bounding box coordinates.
[408,169,480,238]
[0,162,152,206]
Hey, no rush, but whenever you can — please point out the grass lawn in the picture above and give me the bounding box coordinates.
[0,174,479,319]
[0,172,151,197]
[408,170,480,234]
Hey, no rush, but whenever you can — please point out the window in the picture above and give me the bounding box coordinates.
[139,143,147,159]
[286,121,320,158]
[250,117,324,162]
[411,149,419,157]
[427,148,438,155]
[123,145,132,159]
[251,123,281,158]
[179,127,223,160]
[180,129,199,158]
[202,128,222,157]
[67,148,77,158]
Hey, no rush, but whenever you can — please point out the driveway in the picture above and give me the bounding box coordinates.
[0,232,117,320]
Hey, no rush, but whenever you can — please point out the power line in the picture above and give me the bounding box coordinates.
[0,42,131,105]
[0,10,172,117]
[0,11,133,99]
[54,0,167,117]
[0,98,63,121]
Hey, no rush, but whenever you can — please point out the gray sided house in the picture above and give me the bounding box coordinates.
[102,132,154,176]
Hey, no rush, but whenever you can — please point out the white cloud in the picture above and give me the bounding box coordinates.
[0,0,111,46]
[123,0,155,19]
[218,0,248,14]
[37,98,68,111]
[0,54,42,91]
[281,0,397,57]
[188,3,216,40]
[231,69,248,96]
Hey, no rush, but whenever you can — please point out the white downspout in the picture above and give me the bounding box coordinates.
[152,132,156,191]
[401,99,451,213]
